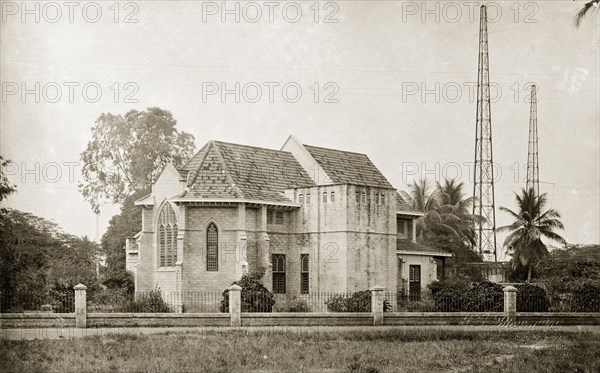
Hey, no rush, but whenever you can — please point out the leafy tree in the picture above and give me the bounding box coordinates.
[0,209,100,311]
[0,155,17,203]
[575,0,599,27]
[498,188,567,282]
[79,107,195,213]
[99,189,147,292]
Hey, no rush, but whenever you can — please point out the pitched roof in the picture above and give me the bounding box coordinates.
[303,144,394,189]
[397,239,452,257]
[177,142,212,180]
[181,141,315,203]
[396,193,420,214]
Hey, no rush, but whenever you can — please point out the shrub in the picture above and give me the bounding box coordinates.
[220,270,275,313]
[516,284,549,312]
[288,298,310,312]
[571,282,600,312]
[124,289,172,313]
[88,287,134,312]
[405,293,436,312]
[465,281,504,312]
[428,277,470,312]
[465,281,503,312]
[325,290,391,313]
[432,287,467,312]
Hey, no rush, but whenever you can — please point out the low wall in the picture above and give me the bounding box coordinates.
[0,313,75,328]
[87,313,230,328]
[3,312,599,328]
[383,312,506,326]
[516,312,600,326]
[241,313,373,327]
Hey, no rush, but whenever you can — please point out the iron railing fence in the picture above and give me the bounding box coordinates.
[87,291,223,313]
[521,293,600,313]
[0,291,75,313]
[388,292,504,313]
[4,289,599,314]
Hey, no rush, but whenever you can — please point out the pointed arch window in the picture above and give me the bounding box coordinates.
[207,223,219,271]
[158,203,178,267]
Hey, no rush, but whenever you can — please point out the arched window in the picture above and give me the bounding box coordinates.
[158,203,178,267]
[207,223,218,271]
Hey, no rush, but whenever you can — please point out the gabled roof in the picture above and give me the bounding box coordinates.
[180,141,315,203]
[397,239,452,257]
[177,142,212,181]
[396,193,421,216]
[303,144,394,189]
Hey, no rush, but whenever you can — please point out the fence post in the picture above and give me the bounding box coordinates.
[74,283,87,328]
[503,285,517,324]
[228,284,242,328]
[371,286,384,326]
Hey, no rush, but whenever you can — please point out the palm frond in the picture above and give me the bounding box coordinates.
[575,0,599,27]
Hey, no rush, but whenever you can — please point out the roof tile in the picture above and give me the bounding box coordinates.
[303,144,394,189]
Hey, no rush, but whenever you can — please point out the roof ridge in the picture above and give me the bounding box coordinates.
[214,140,293,155]
[178,141,210,171]
[303,143,369,156]
[185,141,213,187]
[211,141,245,198]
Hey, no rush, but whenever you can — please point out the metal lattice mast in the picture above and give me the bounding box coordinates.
[526,85,540,199]
[472,5,497,262]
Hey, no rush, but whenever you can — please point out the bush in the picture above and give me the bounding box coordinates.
[516,284,549,312]
[220,270,275,313]
[288,298,310,312]
[325,290,391,313]
[465,281,503,312]
[432,287,467,312]
[429,277,470,312]
[124,289,173,313]
[571,282,600,312]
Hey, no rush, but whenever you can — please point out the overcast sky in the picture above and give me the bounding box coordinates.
[1,1,598,255]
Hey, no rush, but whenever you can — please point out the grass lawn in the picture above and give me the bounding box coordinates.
[1,328,599,372]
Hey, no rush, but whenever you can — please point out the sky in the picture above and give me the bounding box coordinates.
[1,1,599,256]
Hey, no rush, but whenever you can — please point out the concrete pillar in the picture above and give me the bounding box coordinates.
[259,206,272,291]
[371,286,384,326]
[229,284,242,328]
[503,285,517,324]
[236,204,247,280]
[74,283,87,328]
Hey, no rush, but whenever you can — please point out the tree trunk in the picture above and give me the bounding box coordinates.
[527,263,533,283]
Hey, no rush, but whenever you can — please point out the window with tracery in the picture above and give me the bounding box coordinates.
[207,223,219,271]
[158,203,178,267]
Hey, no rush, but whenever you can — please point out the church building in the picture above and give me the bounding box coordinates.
[125,135,451,311]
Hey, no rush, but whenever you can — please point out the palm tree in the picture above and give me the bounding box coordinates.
[498,188,567,282]
[401,178,439,213]
[401,178,480,247]
[435,179,480,248]
[575,0,599,27]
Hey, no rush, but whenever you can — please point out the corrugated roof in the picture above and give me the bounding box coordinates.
[303,144,394,189]
[397,239,452,257]
[184,141,315,203]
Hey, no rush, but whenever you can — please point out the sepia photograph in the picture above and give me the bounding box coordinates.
[1,0,599,372]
